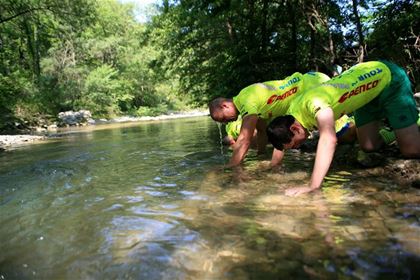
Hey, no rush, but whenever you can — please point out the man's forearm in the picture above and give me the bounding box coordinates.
[309,135,337,189]
[227,115,258,167]
[270,148,284,166]
[310,107,338,190]
[227,140,250,167]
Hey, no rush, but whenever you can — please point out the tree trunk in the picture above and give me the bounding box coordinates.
[33,21,41,80]
[325,14,335,67]
[226,19,236,42]
[309,16,316,68]
[288,1,297,70]
[352,0,365,62]
[261,0,268,55]
[22,17,40,83]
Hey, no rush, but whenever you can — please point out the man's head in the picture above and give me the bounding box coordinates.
[266,115,308,150]
[208,97,238,123]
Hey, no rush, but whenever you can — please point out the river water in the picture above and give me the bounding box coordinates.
[0,116,419,279]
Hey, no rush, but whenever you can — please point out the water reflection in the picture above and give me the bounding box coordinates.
[0,117,419,279]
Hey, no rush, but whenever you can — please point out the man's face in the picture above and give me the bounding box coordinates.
[283,129,307,149]
[212,103,238,123]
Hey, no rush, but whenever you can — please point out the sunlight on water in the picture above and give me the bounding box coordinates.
[0,116,419,279]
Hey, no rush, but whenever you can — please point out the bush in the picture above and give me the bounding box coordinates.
[135,104,168,117]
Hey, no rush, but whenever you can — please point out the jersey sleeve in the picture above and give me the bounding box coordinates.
[234,85,263,117]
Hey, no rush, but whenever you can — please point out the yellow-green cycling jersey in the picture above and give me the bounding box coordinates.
[233,72,330,124]
[225,117,242,139]
[288,61,392,130]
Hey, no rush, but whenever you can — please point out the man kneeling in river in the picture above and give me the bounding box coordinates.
[266,60,420,196]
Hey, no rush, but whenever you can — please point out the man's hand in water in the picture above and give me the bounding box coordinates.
[285,186,319,196]
[255,160,271,170]
[231,165,251,183]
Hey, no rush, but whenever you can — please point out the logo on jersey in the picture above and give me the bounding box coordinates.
[279,77,300,90]
[358,68,383,82]
[338,80,379,103]
[266,87,298,105]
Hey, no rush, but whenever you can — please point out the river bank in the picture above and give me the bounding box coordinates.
[0,110,209,150]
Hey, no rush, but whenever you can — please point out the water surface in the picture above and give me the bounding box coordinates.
[0,117,419,279]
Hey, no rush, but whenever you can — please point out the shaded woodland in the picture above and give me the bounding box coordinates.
[0,0,419,131]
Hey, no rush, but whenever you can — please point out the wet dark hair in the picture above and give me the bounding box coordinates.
[266,115,296,150]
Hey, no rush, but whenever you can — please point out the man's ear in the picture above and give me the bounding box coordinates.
[290,121,300,135]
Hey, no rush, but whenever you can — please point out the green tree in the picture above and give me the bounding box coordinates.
[151,0,345,102]
[0,0,95,127]
[366,0,420,87]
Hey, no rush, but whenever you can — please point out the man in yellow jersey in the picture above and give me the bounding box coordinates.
[266,61,420,196]
[209,71,330,167]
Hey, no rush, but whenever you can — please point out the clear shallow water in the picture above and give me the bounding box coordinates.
[0,117,419,279]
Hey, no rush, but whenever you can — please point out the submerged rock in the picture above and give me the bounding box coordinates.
[383,160,420,187]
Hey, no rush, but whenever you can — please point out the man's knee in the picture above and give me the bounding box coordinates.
[359,142,382,152]
[399,146,420,158]
[395,124,420,158]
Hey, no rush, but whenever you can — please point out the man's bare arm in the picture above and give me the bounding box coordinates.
[309,108,337,189]
[270,148,285,167]
[285,108,337,196]
[227,115,258,167]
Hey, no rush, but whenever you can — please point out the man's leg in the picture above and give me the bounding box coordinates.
[338,122,357,144]
[395,124,420,158]
[356,121,384,152]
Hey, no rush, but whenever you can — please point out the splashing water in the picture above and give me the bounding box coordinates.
[217,122,225,162]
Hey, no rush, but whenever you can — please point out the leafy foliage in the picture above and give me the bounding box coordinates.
[366,0,420,86]
[0,0,418,131]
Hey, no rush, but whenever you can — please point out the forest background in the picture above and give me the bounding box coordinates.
[0,0,419,132]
